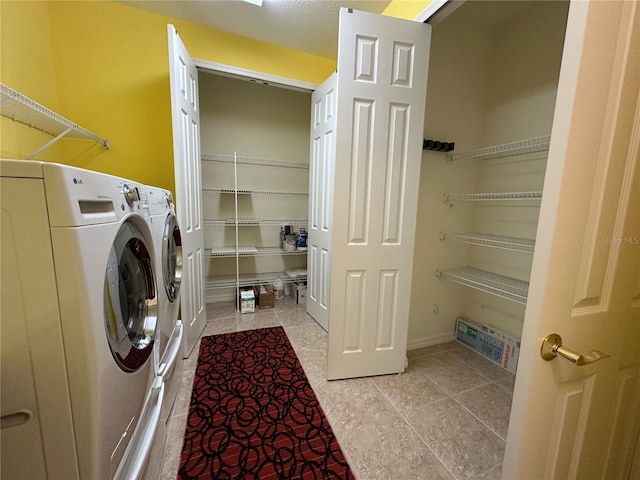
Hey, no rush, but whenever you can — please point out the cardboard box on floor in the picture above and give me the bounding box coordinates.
[455,316,520,374]
[253,284,274,309]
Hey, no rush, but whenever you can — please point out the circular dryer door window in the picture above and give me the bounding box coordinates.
[104,218,158,372]
[162,213,182,303]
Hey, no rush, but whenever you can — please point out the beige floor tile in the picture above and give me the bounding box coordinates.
[236,309,280,331]
[447,346,513,382]
[276,308,318,328]
[407,343,449,359]
[273,295,305,311]
[282,321,327,353]
[312,376,455,479]
[338,410,455,480]
[473,464,503,480]
[373,367,449,412]
[496,374,516,394]
[413,352,493,395]
[160,300,516,480]
[206,301,237,319]
[404,397,505,480]
[202,316,237,336]
[454,383,513,440]
[159,412,188,480]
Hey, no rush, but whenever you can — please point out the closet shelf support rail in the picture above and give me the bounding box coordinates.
[447,135,551,162]
[440,232,535,253]
[443,191,543,203]
[203,187,308,196]
[0,83,110,156]
[436,266,529,305]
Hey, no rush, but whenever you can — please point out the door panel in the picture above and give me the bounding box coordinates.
[167,24,206,358]
[503,1,640,477]
[327,9,431,380]
[307,73,337,331]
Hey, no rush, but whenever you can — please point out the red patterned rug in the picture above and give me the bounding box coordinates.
[178,327,355,479]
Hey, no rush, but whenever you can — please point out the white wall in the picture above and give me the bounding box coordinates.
[408,1,569,346]
[198,73,311,298]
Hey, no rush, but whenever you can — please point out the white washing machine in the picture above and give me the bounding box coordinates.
[141,185,184,479]
[0,160,163,480]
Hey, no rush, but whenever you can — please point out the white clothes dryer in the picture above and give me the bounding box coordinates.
[141,185,184,479]
[0,160,162,480]
[146,185,183,379]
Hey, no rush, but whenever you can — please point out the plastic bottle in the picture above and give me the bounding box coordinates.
[273,277,284,300]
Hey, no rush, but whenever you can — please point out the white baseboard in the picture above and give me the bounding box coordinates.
[407,331,455,351]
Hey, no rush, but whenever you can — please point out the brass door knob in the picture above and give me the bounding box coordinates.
[541,333,609,366]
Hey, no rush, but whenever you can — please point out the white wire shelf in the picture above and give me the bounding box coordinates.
[202,153,309,169]
[448,135,551,162]
[0,83,110,158]
[203,187,308,196]
[441,232,535,253]
[203,219,307,226]
[443,191,543,203]
[205,246,308,258]
[437,266,529,305]
[206,271,308,290]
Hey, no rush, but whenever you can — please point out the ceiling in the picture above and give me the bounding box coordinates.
[117,0,393,59]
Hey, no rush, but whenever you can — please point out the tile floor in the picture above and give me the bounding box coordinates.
[159,297,515,480]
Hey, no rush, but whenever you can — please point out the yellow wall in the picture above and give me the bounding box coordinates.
[0,1,68,161]
[0,0,335,193]
[0,0,428,192]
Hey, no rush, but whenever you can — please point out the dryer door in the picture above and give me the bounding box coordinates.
[104,218,158,372]
[162,213,182,303]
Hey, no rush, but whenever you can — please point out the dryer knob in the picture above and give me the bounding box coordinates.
[123,184,139,207]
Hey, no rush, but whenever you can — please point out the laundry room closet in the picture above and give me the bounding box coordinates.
[198,72,312,304]
[411,1,570,351]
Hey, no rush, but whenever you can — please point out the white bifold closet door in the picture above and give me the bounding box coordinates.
[308,73,337,333]
[167,24,206,358]
[310,8,431,380]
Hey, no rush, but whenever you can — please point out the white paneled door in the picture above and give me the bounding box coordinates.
[307,73,337,332]
[326,9,431,380]
[167,24,206,358]
[503,2,640,477]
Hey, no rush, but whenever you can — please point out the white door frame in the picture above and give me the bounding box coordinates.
[194,58,318,93]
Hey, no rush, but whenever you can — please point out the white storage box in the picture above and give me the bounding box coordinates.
[455,317,520,374]
[239,289,255,314]
[292,282,307,304]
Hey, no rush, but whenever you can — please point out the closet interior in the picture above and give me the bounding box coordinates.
[412,0,569,349]
[196,0,571,360]
[198,73,312,304]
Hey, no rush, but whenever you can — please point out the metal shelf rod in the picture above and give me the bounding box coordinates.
[202,153,309,169]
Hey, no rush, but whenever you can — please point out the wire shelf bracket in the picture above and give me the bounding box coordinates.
[1,83,110,158]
